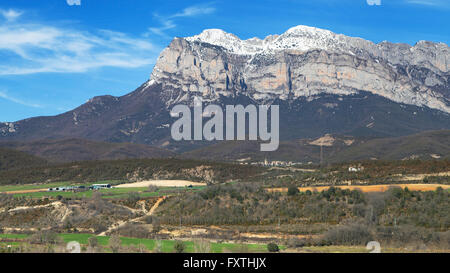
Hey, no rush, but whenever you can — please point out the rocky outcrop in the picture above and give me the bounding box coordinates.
[150,25,450,113]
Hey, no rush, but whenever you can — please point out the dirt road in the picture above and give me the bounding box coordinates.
[97,196,167,236]
[2,189,48,194]
[148,196,166,215]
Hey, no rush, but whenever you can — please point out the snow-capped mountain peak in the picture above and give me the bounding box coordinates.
[185,25,373,55]
[186,28,263,55]
[152,25,450,114]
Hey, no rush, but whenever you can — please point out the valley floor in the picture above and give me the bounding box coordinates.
[0,159,448,253]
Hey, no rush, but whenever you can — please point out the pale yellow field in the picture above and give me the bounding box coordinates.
[115,180,206,188]
[267,184,450,193]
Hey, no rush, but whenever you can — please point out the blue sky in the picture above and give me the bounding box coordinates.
[0,0,449,122]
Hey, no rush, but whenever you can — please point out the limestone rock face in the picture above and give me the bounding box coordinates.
[1,26,449,147]
[150,26,450,113]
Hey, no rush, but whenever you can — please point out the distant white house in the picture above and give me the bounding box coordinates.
[91,184,111,190]
[348,166,363,172]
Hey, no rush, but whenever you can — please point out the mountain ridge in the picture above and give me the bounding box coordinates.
[181,130,450,163]
[152,25,449,113]
[184,25,449,62]
[0,25,449,151]
[0,138,175,163]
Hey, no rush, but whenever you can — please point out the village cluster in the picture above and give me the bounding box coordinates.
[47,183,112,192]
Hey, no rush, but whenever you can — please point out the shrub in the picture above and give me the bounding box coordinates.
[267,243,279,252]
[29,230,61,245]
[287,186,299,196]
[109,234,122,253]
[154,240,162,253]
[194,239,211,253]
[287,238,307,248]
[91,221,108,234]
[151,217,161,233]
[127,192,140,204]
[116,223,152,239]
[324,223,372,245]
[88,236,98,248]
[174,241,186,253]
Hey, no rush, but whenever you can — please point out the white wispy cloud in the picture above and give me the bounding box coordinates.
[0,9,23,21]
[404,0,449,7]
[0,10,160,75]
[171,5,216,18]
[148,18,176,37]
[0,91,43,108]
[149,4,216,37]
[67,0,81,6]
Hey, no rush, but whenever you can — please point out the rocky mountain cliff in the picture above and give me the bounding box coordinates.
[152,25,449,113]
[1,25,449,152]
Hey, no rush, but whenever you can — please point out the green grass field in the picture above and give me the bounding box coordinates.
[0,182,78,192]
[0,234,30,239]
[0,233,274,253]
[0,181,205,199]
[0,180,123,193]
